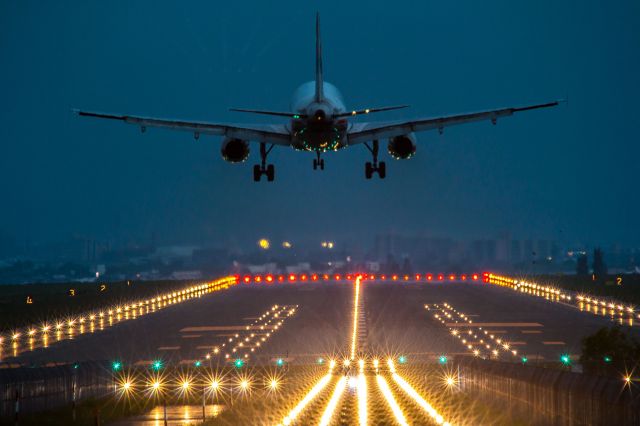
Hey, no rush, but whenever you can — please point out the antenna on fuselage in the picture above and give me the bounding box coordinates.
[315,12,324,103]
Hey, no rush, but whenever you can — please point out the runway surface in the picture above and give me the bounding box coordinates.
[6,278,639,425]
[7,279,636,368]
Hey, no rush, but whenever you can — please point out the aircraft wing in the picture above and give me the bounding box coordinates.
[346,100,561,145]
[75,110,292,145]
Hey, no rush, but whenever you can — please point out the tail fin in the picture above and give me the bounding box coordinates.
[315,12,323,102]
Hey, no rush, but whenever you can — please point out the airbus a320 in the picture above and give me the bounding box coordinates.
[77,14,560,182]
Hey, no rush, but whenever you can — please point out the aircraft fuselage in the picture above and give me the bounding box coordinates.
[289,81,349,152]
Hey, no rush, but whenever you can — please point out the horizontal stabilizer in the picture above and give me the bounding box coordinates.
[334,105,409,118]
[230,108,306,118]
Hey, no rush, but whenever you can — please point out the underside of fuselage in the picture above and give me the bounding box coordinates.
[290,81,348,152]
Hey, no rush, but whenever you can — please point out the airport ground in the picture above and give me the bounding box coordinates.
[3,277,638,425]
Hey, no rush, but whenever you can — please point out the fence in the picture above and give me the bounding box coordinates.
[0,361,113,419]
[455,356,640,425]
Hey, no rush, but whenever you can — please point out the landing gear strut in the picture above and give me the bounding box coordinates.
[312,151,325,170]
[253,143,275,182]
[364,140,386,179]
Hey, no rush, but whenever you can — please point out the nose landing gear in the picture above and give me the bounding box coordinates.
[313,152,325,170]
[364,140,386,179]
[253,143,275,182]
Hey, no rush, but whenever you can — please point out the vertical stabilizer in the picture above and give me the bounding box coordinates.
[315,12,324,102]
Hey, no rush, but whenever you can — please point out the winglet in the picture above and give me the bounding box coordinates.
[315,12,324,102]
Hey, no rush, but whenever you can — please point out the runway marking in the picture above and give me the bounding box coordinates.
[542,341,566,345]
[445,322,543,327]
[485,330,507,334]
[521,330,543,334]
[508,341,527,345]
[181,335,201,339]
[157,346,180,351]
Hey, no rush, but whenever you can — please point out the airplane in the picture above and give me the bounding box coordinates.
[76,13,561,182]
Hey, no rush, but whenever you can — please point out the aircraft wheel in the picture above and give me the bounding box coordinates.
[365,162,373,179]
[253,165,261,182]
[379,161,386,179]
[266,164,275,182]
[313,159,318,170]
[320,159,325,170]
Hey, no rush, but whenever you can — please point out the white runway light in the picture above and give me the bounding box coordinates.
[392,373,451,425]
[377,375,408,426]
[279,374,331,425]
[319,376,347,426]
[358,373,367,426]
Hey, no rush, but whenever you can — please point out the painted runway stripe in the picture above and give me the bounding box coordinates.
[542,341,566,345]
[521,330,543,334]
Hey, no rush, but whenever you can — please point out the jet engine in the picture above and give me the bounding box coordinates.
[387,133,416,160]
[221,137,250,163]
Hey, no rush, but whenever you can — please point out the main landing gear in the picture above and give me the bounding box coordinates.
[313,151,325,170]
[253,143,275,182]
[364,140,386,179]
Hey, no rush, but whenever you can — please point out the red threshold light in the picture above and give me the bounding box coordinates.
[243,276,251,284]
[437,274,444,281]
[311,274,318,281]
[289,274,297,282]
[265,275,274,283]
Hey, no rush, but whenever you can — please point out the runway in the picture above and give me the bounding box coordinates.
[7,278,636,368]
[4,276,639,425]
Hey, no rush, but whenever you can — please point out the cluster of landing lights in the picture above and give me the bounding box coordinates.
[0,276,237,359]
[428,303,520,360]
[199,304,298,365]
[276,358,452,426]
[488,274,637,325]
[240,272,486,284]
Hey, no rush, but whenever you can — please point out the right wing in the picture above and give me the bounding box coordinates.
[347,100,561,145]
[75,110,292,145]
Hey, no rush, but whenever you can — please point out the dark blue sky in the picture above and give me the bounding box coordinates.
[1,1,639,250]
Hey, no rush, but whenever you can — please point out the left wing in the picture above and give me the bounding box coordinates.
[75,110,292,145]
[347,100,561,145]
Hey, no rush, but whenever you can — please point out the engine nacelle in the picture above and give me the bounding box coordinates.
[221,137,250,163]
[387,133,417,160]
